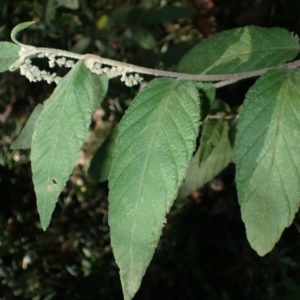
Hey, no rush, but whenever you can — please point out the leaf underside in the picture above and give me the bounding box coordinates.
[178,121,233,200]
[194,82,216,121]
[108,78,200,300]
[235,68,300,256]
[199,119,225,164]
[31,60,108,230]
[88,128,118,182]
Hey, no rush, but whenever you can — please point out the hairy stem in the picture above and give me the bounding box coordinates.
[18,44,300,86]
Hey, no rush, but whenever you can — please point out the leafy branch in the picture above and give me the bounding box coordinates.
[8,22,300,88]
[2,21,300,300]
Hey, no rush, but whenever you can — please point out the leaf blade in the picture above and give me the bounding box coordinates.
[0,42,20,72]
[131,25,156,50]
[194,82,216,121]
[178,26,300,74]
[235,68,300,256]
[11,21,34,45]
[31,60,108,230]
[178,121,233,199]
[108,78,200,300]
[199,119,225,164]
[11,103,44,150]
[88,128,118,182]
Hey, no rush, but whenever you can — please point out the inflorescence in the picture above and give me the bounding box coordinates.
[19,51,76,85]
[88,60,144,87]
[18,46,144,87]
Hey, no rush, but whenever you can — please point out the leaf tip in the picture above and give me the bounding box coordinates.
[40,219,50,231]
[11,21,35,45]
[255,247,271,257]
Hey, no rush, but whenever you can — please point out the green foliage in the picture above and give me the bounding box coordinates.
[198,99,230,164]
[56,0,79,10]
[108,78,200,299]
[107,4,194,27]
[3,5,300,299]
[10,103,44,149]
[31,61,107,229]
[10,21,34,45]
[194,82,216,121]
[88,128,118,182]
[199,119,225,164]
[0,42,20,72]
[235,68,300,256]
[178,121,233,200]
[131,25,156,50]
[142,5,195,25]
[178,26,300,74]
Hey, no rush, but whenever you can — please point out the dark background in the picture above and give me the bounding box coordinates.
[1,0,300,299]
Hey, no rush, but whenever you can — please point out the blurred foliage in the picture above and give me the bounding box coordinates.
[1,0,300,299]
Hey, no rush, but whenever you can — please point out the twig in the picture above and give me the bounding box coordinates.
[14,44,300,86]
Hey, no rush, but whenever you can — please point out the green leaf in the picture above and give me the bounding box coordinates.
[234,68,300,256]
[92,74,108,111]
[198,98,230,164]
[178,26,300,74]
[56,0,79,10]
[108,78,200,300]
[131,25,156,50]
[11,21,34,45]
[143,5,195,25]
[228,115,238,147]
[31,60,108,230]
[178,121,233,199]
[162,40,200,67]
[11,104,44,150]
[194,82,216,121]
[10,73,107,152]
[199,119,224,164]
[88,128,118,182]
[0,42,20,72]
[70,36,92,54]
[209,98,230,115]
[109,5,142,27]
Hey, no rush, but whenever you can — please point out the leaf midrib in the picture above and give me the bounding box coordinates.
[127,82,176,289]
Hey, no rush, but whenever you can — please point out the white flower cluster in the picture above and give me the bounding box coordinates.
[120,72,143,87]
[38,53,75,69]
[89,61,143,87]
[20,58,61,84]
[90,61,120,75]
[19,53,76,84]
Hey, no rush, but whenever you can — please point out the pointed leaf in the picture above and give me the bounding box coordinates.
[108,78,200,300]
[131,25,156,50]
[0,42,20,72]
[178,121,233,199]
[199,119,225,164]
[11,21,34,45]
[143,5,195,25]
[56,0,79,10]
[88,128,118,182]
[178,26,300,74]
[194,82,216,121]
[198,99,230,164]
[235,68,300,256]
[92,74,108,111]
[11,104,44,150]
[209,98,231,115]
[31,60,108,230]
